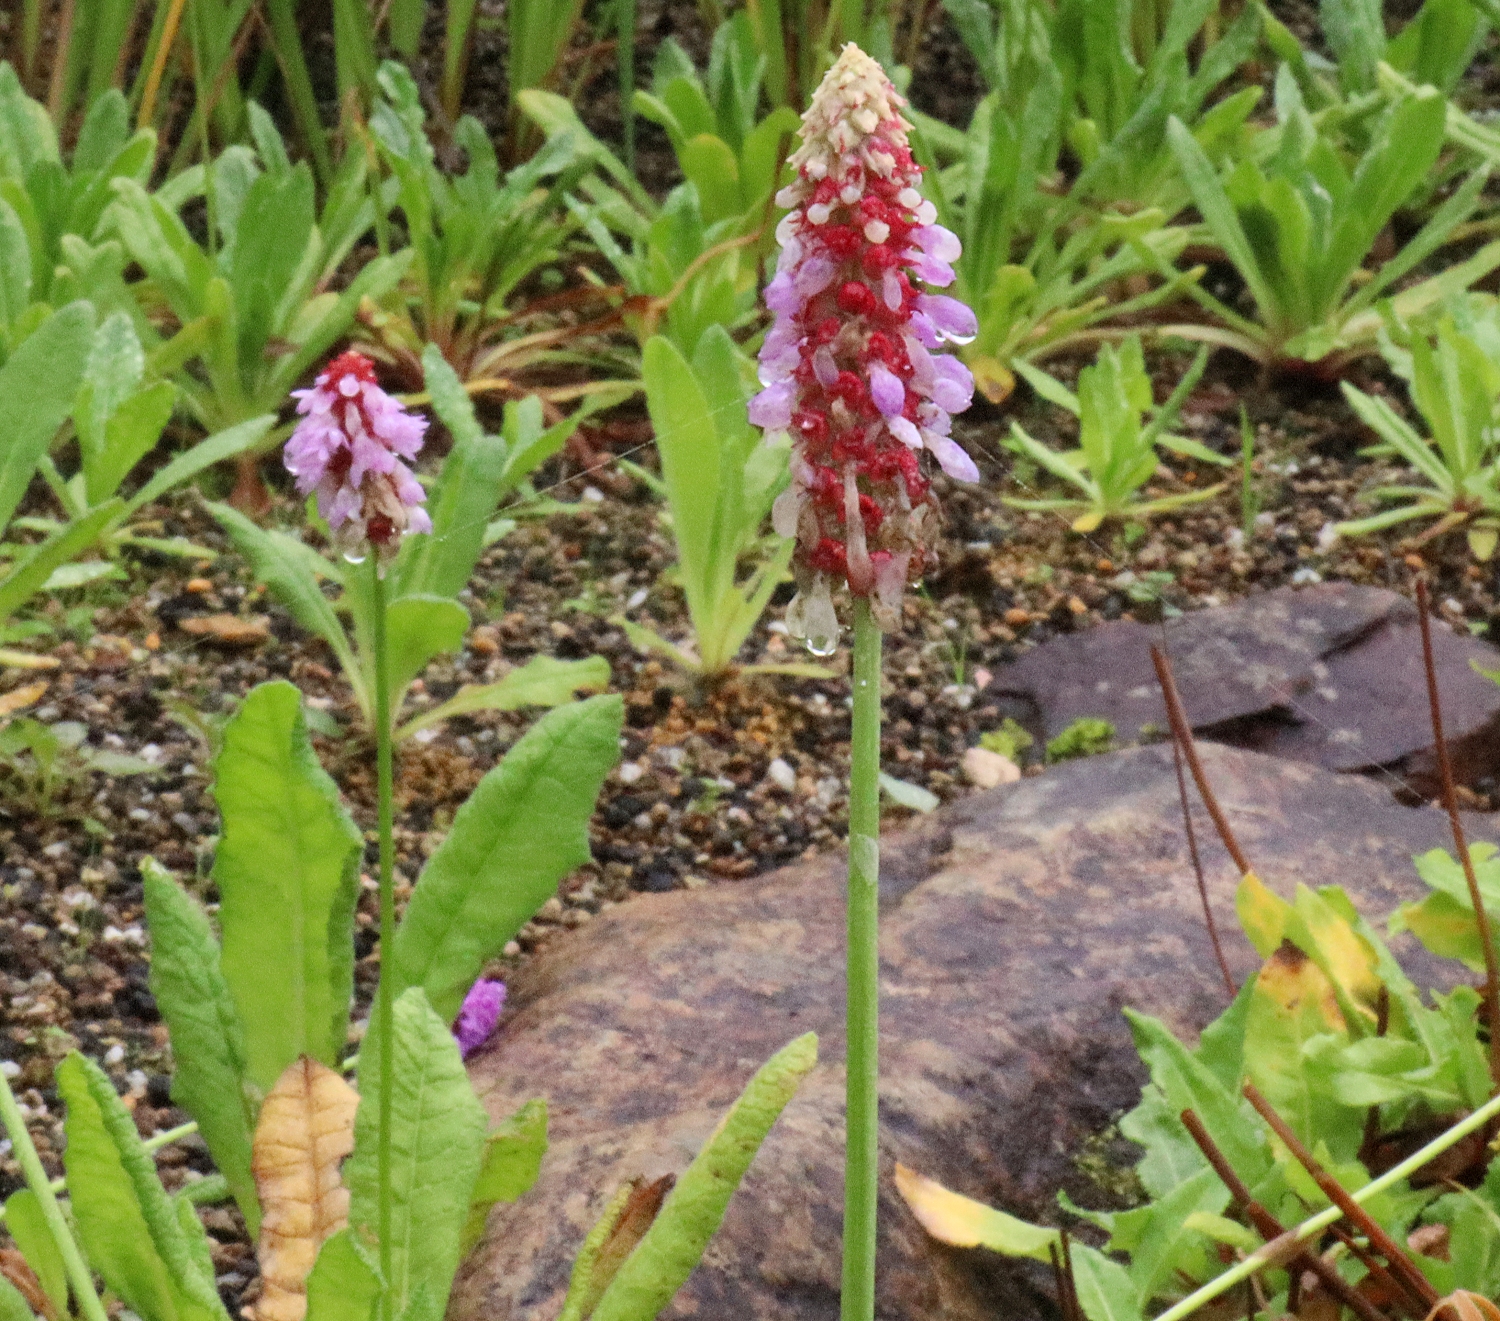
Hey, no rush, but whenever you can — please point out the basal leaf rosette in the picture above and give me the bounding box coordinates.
[750,44,978,650]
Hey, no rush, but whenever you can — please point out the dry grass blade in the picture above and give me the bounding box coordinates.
[251,1057,361,1321]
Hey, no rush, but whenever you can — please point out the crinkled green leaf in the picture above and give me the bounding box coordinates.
[346,989,487,1317]
[460,1099,548,1254]
[212,681,362,1090]
[0,301,95,531]
[391,694,622,1023]
[142,857,259,1234]
[305,1228,381,1321]
[57,1052,229,1321]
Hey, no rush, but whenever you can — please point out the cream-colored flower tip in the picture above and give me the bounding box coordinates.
[789,44,912,183]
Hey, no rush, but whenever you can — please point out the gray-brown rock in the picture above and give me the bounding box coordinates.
[989,583,1500,793]
[453,744,1473,1321]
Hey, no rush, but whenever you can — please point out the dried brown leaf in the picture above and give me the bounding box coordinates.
[0,1246,55,1320]
[1426,1293,1500,1321]
[252,1057,360,1321]
[179,614,271,647]
[0,683,48,718]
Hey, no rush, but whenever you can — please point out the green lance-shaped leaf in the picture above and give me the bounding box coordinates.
[0,301,95,532]
[2,1189,66,1315]
[459,1099,548,1255]
[345,989,487,1317]
[382,596,469,713]
[212,681,362,1091]
[141,858,259,1235]
[56,1052,230,1321]
[395,654,611,742]
[391,345,508,603]
[587,1032,817,1321]
[390,694,623,1024]
[305,1229,381,1321]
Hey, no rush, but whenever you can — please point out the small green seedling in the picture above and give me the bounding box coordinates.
[1045,717,1115,762]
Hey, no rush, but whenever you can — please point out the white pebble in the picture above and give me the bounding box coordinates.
[618,761,645,785]
[42,841,69,859]
[103,1044,125,1066]
[1316,521,1340,552]
[626,588,648,610]
[767,758,797,793]
[962,747,1021,790]
[1291,567,1322,585]
[0,1061,19,1079]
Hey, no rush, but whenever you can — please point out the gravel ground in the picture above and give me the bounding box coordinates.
[5,2,1500,1313]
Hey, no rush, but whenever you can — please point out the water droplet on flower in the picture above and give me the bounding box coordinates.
[343,551,367,565]
[805,634,838,658]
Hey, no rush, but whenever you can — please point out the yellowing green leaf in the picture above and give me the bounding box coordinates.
[893,1164,1058,1259]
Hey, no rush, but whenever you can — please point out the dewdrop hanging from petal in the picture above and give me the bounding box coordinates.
[283,350,432,565]
[750,43,978,650]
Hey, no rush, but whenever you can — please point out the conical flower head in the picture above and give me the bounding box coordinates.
[283,350,432,563]
[750,44,978,648]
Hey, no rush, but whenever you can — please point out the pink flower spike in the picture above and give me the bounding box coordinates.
[454,979,507,1058]
[751,43,978,638]
[283,350,431,563]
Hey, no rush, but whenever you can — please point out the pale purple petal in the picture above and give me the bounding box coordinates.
[812,346,838,389]
[913,224,961,263]
[904,336,935,389]
[868,363,905,418]
[364,383,428,458]
[793,255,836,300]
[889,416,923,449]
[925,432,979,482]
[930,356,974,413]
[907,252,955,287]
[765,271,799,315]
[916,294,977,344]
[454,979,507,1058]
[918,402,952,436]
[882,270,902,310]
[908,310,941,349]
[749,379,795,431]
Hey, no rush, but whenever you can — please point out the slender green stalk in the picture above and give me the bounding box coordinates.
[0,1120,203,1222]
[842,599,881,1320]
[0,1067,110,1321]
[371,557,397,1321]
[1154,1085,1500,1321]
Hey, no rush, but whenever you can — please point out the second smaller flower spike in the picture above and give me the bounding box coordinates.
[454,979,507,1059]
[283,351,432,563]
[750,44,978,646]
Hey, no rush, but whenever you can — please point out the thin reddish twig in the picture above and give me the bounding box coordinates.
[1180,1108,1393,1321]
[1242,1081,1437,1311]
[1415,577,1500,1089]
[1151,644,1252,874]
[1167,706,1236,995]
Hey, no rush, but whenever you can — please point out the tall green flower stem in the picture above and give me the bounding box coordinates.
[0,1065,111,1321]
[370,558,397,1321]
[843,599,882,1319]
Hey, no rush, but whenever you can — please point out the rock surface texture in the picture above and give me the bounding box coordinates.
[453,743,1478,1321]
[989,583,1500,794]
